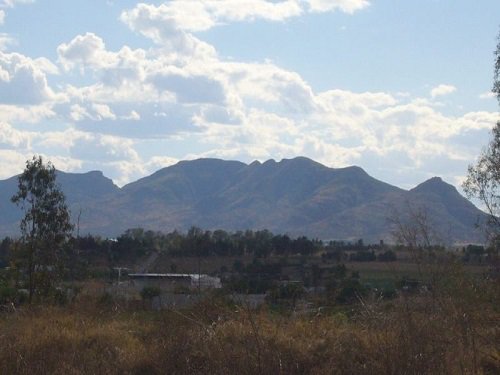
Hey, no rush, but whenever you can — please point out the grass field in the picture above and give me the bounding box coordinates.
[1,249,499,374]
[0,276,498,374]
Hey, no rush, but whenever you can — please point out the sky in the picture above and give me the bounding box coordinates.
[0,0,499,190]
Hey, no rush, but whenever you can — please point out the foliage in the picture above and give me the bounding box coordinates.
[350,250,376,262]
[10,156,74,302]
[389,203,442,249]
[494,30,500,102]
[156,227,322,258]
[335,277,367,304]
[377,249,397,262]
[0,271,497,375]
[463,29,500,248]
[463,123,500,236]
[225,276,274,294]
[0,237,13,268]
[140,286,161,300]
[267,282,305,306]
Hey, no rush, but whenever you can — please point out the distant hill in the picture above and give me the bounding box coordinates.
[0,157,488,243]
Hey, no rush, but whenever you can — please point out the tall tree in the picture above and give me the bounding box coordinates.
[463,30,500,243]
[494,31,500,103]
[11,156,73,302]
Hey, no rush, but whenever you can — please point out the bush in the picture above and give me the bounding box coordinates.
[0,285,17,304]
[377,250,397,262]
[336,278,367,304]
[140,286,161,300]
[350,250,376,262]
[0,283,498,375]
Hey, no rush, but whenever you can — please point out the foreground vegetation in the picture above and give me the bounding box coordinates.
[1,260,499,375]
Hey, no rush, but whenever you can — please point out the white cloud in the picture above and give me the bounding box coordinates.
[68,102,119,122]
[57,32,115,71]
[0,149,32,179]
[0,121,32,148]
[430,84,457,98]
[1,0,35,8]
[148,71,226,104]
[92,103,116,120]
[48,25,497,186]
[0,33,14,51]
[123,110,140,121]
[145,155,178,170]
[119,0,367,45]
[479,91,495,100]
[0,103,54,123]
[69,133,139,163]
[121,1,302,36]
[0,0,495,190]
[0,0,34,27]
[120,3,216,58]
[0,51,60,104]
[305,0,370,14]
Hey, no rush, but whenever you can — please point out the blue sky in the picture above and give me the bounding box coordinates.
[0,0,499,190]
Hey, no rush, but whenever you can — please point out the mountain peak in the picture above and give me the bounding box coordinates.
[0,157,486,242]
[424,176,443,183]
[411,176,456,195]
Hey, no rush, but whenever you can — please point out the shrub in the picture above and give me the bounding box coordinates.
[140,286,161,300]
[377,250,397,261]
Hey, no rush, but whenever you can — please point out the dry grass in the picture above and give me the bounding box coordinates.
[0,267,499,374]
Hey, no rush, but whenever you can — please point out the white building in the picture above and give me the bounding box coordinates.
[127,273,222,292]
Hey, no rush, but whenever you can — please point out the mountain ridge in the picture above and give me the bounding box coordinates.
[0,157,488,243]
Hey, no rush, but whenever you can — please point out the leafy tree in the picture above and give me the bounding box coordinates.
[463,31,500,245]
[494,31,500,102]
[11,156,73,302]
[336,277,366,304]
[268,282,305,307]
[0,237,13,268]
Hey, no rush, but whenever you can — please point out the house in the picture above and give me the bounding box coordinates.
[127,273,222,292]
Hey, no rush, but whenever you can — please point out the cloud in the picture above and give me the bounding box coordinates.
[119,0,367,42]
[69,133,139,163]
[148,72,226,104]
[121,1,302,36]
[3,125,146,186]
[1,0,35,8]
[145,155,179,171]
[0,51,60,104]
[430,84,457,98]
[0,149,32,179]
[0,121,32,148]
[0,103,54,123]
[120,3,216,58]
[57,32,117,71]
[479,91,495,100]
[305,0,370,14]
[0,0,34,26]
[0,33,15,51]
[48,26,497,187]
[0,0,495,191]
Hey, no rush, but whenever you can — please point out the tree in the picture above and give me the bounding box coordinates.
[11,156,73,302]
[494,31,500,102]
[463,30,500,244]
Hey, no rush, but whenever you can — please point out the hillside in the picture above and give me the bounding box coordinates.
[0,157,488,243]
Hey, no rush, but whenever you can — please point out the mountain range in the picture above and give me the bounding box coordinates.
[0,157,488,243]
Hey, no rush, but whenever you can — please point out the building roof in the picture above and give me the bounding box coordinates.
[128,273,208,279]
